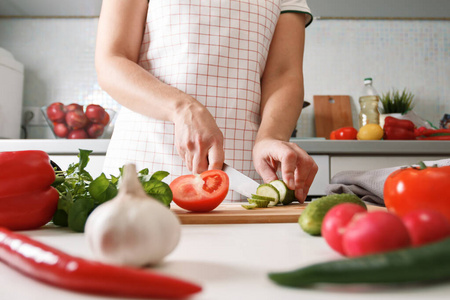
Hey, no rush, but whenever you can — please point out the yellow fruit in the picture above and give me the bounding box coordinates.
[357,124,384,140]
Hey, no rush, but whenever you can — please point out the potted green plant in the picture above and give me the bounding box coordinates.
[379,88,415,127]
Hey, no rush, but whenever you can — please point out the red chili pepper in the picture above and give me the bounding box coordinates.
[383,117,415,140]
[0,151,59,230]
[416,135,450,140]
[0,227,202,298]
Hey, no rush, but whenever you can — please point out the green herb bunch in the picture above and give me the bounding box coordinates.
[380,88,415,114]
[51,149,173,232]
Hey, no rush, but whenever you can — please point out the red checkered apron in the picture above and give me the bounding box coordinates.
[104,0,311,201]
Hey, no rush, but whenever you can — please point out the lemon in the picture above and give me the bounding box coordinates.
[357,124,384,140]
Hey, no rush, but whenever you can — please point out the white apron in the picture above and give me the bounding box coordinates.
[103,0,312,201]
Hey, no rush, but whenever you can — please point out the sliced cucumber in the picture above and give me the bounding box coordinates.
[248,198,270,208]
[241,203,257,210]
[256,184,280,206]
[270,180,295,205]
[251,194,276,202]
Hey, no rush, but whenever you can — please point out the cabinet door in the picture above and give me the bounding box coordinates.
[49,155,105,178]
[308,155,329,196]
[330,156,448,178]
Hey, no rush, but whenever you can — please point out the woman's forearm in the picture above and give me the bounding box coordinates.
[257,74,304,143]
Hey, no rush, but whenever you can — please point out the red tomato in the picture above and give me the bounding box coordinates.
[65,110,88,129]
[401,209,450,247]
[46,102,66,122]
[101,111,110,126]
[329,130,337,140]
[384,164,450,222]
[85,104,106,124]
[333,127,358,140]
[322,203,367,255]
[170,170,229,212]
[86,123,105,138]
[53,122,69,138]
[67,129,88,139]
[342,211,411,257]
[65,103,83,112]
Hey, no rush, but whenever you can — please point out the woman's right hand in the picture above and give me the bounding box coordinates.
[173,101,224,174]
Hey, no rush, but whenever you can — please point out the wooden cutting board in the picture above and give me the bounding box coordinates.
[172,203,385,224]
[313,95,353,138]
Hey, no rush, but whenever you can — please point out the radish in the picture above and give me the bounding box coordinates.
[321,203,367,255]
[342,211,411,257]
[401,209,450,247]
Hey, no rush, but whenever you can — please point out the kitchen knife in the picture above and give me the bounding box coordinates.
[222,163,260,198]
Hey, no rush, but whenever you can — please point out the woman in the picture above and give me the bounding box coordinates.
[96,0,317,202]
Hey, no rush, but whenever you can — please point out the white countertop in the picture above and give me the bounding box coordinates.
[1,139,450,155]
[1,221,449,300]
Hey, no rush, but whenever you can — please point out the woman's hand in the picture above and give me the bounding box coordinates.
[253,138,318,203]
[173,101,224,174]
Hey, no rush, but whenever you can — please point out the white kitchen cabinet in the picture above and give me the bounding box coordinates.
[308,155,329,196]
[330,155,449,177]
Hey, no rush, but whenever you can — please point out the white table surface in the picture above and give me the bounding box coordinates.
[1,221,449,300]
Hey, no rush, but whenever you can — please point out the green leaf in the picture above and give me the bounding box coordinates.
[139,168,149,176]
[142,179,173,207]
[150,170,170,181]
[88,173,118,204]
[68,196,95,233]
[78,149,93,172]
[52,209,68,227]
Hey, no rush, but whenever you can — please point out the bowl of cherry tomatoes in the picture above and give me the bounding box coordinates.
[41,102,116,139]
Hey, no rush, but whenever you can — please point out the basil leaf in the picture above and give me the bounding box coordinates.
[78,149,93,172]
[142,179,173,207]
[68,197,95,233]
[52,209,68,227]
[89,173,118,204]
[150,170,170,181]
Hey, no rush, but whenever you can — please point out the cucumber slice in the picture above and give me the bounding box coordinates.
[270,180,295,205]
[251,194,276,202]
[256,184,280,206]
[248,198,270,208]
[241,203,257,210]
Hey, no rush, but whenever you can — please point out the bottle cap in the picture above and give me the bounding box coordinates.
[364,78,373,84]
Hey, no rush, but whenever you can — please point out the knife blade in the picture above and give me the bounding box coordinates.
[222,163,260,198]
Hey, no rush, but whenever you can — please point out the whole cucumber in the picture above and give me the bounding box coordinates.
[298,194,366,236]
[269,238,450,286]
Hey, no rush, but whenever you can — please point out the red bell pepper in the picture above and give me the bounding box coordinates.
[383,117,415,140]
[0,227,202,298]
[0,151,59,230]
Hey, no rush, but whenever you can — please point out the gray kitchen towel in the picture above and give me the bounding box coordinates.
[325,158,450,206]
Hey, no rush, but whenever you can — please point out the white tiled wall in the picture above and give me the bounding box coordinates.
[0,18,449,138]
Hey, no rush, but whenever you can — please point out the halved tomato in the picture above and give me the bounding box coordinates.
[170,170,229,212]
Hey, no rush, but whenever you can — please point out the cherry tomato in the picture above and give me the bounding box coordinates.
[65,110,88,129]
[53,122,69,138]
[170,170,229,212]
[86,123,104,138]
[85,104,107,124]
[384,164,450,222]
[333,127,358,140]
[67,129,88,139]
[46,102,66,123]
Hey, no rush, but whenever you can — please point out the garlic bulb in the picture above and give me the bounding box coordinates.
[85,164,181,267]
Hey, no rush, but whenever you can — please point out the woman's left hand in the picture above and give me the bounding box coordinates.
[253,139,318,203]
